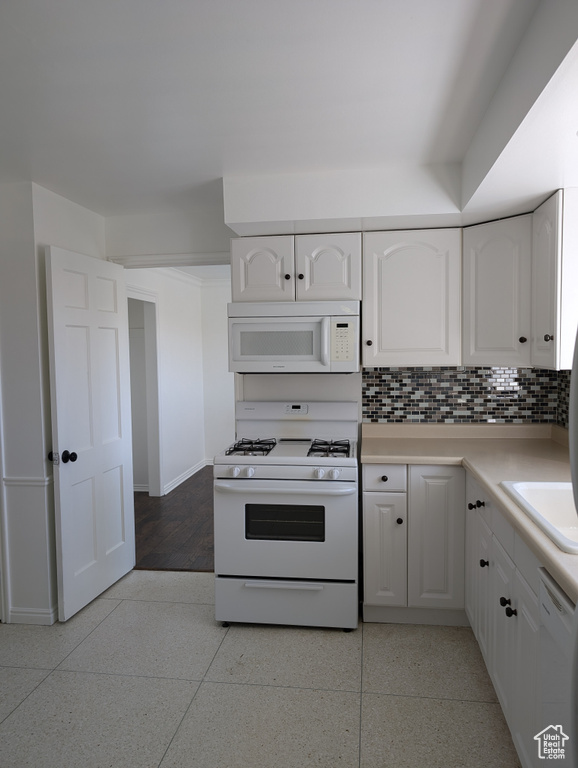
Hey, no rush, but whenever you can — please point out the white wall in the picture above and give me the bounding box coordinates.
[201,276,235,456]
[125,269,208,493]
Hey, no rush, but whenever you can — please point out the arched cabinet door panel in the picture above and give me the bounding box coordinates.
[231,236,294,302]
[362,229,461,366]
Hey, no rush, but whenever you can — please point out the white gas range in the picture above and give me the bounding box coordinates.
[213,401,359,630]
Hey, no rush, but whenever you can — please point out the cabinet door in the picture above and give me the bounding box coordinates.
[490,537,517,717]
[231,236,295,302]
[407,466,465,609]
[531,192,561,369]
[511,569,540,768]
[362,229,461,366]
[363,492,407,606]
[462,217,531,365]
[295,233,361,301]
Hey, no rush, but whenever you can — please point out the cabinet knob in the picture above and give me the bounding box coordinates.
[396,518,404,525]
[381,475,388,482]
[499,597,511,607]
[284,274,291,280]
[476,500,485,508]
[544,334,554,342]
[366,340,373,346]
[505,606,517,618]
[519,336,527,343]
[479,559,489,568]
[467,502,476,510]
[298,273,304,280]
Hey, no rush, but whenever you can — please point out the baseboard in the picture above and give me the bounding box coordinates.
[363,604,470,626]
[133,483,149,493]
[8,604,58,625]
[163,460,210,495]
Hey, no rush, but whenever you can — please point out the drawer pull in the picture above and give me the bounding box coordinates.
[381,475,388,482]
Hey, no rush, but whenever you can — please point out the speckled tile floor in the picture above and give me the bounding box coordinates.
[0,571,521,767]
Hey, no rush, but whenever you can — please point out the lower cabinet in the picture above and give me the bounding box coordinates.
[363,464,465,619]
[465,473,541,768]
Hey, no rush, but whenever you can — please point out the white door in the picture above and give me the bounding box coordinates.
[462,216,531,366]
[295,233,362,301]
[46,246,135,621]
[231,236,295,302]
[362,229,461,366]
[362,492,407,607]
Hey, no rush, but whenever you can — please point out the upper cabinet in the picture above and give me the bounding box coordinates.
[462,216,532,366]
[531,190,578,370]
[231,233,362,303]
[362,229,461,366]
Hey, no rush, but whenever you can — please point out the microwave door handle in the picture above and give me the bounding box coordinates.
[321,317,330,367]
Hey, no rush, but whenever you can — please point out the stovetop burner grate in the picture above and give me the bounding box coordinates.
[225,438,277,457]
[307,439,351,458]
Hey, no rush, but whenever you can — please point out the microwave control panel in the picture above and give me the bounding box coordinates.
[331,319,356,361]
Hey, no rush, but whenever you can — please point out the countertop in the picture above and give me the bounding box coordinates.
[361,423,578,603]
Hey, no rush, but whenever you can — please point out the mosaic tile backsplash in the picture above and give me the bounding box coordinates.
[362,367,571,427]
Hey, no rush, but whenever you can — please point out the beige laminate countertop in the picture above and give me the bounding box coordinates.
[361,423,578,603]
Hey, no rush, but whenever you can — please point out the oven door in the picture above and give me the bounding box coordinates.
[214,479,358,581]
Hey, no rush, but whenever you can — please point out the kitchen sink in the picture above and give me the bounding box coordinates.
[500,481,578,554]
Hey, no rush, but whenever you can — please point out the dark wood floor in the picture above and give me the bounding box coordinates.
[134,465,214,571]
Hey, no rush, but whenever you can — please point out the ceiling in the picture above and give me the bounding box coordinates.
[1,0,577,240]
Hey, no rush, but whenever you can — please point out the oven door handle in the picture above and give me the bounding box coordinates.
[214,480,357,496]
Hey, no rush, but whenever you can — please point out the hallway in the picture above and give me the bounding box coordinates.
[134,466,214,571]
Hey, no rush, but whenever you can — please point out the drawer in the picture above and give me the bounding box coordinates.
[215,577,358,629]
[363,464,407,492]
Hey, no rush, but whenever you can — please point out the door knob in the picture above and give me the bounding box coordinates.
[61,450,78,464]
[366,340,373,346]
[544,334,554,342]
[284,274,291,280]
[396,518,404,525]
[519,336,527,343]
[298,273,304,280]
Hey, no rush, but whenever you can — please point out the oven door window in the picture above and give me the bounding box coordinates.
[245,503,325,542]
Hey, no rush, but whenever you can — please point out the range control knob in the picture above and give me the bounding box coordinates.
[245,466,255,478]
[314,467,326,479]
[231,466,241,477]
[329,468,340,480]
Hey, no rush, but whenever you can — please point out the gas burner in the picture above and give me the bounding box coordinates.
[225,438,277,457]
[307,439,351,458]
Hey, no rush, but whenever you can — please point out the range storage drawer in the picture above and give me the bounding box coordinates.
[363,464,407,492]
[215,577,358,629]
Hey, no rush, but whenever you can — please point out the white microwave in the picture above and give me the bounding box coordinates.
[228,301,360,373]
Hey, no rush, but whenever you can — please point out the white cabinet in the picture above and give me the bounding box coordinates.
[362,229,461,366]
[231,233,361,303]
[464,476,492,662]
[464,472,541,768]
[407,465,465,609]
[231,236,294,302]
[462,216,532,366]
[363,490,407,607]
[295,233,362,301]
[362,464,465,618]
[531,189,578,370]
